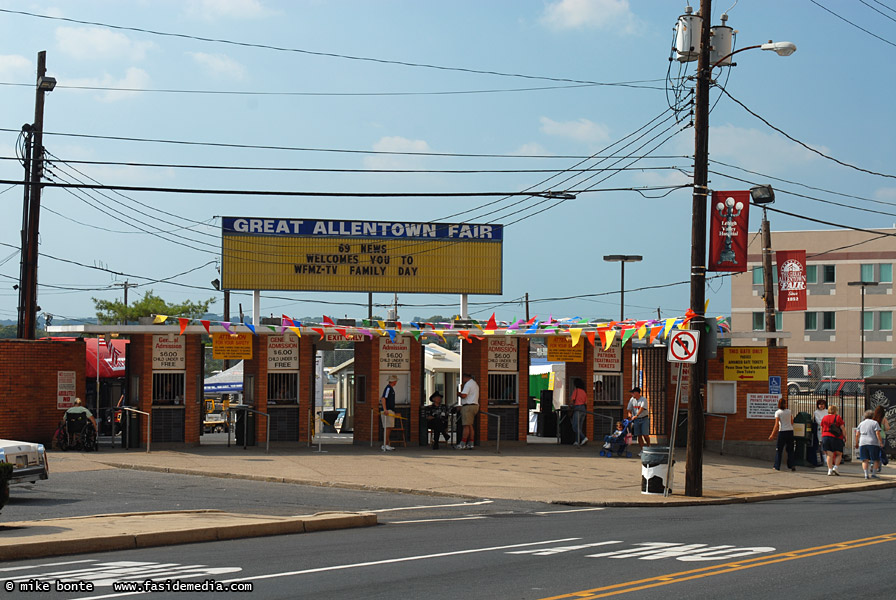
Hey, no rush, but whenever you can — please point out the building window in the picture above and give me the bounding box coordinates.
[881,264,893,283]
[860,264,874,282]
[822,265,835,283]
[488,373,518,404]
[863,311,874,331]
[880,358,893,371]
[880,311,892,331]
[822,311,835,330]
[806,265,817,284]
[821,357,836,377]
[752,266,763,285]
[152,372,184,405]
[775,313,783,330]
[804,312,817,331]
[752,312,764,330]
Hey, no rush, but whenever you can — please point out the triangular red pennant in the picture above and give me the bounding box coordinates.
[178,318,189,336]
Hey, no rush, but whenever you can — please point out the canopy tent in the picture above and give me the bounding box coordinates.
[204,360,244,394]
[85,337,128,379]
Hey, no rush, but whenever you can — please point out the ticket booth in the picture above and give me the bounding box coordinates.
[150,334,189,443]
[593,340,626,441]
[460,335,529,447]
[485,337,527,443]
[265,334,301,441]
[352,334,424,445]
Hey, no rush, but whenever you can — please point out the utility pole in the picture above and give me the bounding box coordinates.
[16,124,33,339]
[20,51,54,340]
[113,280,138,324]
[686,0,712,497]
[525,292,530,322]
[761,211,777,347]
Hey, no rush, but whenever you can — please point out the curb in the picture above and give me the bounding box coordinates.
[97,461,896,507]
[0,511,376,562]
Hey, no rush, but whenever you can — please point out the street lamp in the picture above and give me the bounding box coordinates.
[848,280,879,377]
[685,0,795,496]
[603,255,642,321]
[750,185,777,347]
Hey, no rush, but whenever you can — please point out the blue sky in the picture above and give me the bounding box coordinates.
[1,0,894,325]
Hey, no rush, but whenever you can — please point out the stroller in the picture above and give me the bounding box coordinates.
[599,418,633,458]
[54,411,98,452]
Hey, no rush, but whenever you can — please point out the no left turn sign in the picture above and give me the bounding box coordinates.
[668,330,700,364]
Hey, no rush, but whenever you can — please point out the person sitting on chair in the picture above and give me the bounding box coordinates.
[424,392,451,449]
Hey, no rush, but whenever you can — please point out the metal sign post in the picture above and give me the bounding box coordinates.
[665,330,700,497]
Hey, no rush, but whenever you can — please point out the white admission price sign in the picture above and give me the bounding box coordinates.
[267,335,299,371]
[57,370,76,410]
[379,336,410,371]
[667,330,699,364]
[152,335,185,371]
[487,338,517,372]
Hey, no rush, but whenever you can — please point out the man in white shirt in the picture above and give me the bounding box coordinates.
[626,386,650,453]
[456,373,480,449]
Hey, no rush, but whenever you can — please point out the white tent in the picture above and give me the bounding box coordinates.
[204,360,243,394]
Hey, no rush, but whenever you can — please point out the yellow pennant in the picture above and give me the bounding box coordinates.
[604,329,616,350]
[288,326,301,338]
[637,325,647,340]
[663,318,676,338]
[153,314,168,324]
[569,328,582,347]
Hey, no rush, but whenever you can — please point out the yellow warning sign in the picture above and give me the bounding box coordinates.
[723,347,769,381]
[546,336,584,362]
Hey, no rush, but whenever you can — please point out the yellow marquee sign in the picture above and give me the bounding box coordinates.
[221,217,503,294]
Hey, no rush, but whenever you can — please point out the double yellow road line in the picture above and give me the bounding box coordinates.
[541,533,896,599]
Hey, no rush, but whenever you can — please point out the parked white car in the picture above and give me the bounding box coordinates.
[0,439,49,484]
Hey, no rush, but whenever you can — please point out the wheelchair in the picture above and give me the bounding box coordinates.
[55,412,99,452]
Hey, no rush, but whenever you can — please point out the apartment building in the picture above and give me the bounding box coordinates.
[730,227,895,378]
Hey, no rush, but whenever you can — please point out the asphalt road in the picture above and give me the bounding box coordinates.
[2,471,895,599]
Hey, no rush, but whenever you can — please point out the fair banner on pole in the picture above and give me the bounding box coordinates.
[777,249,807,311]
[708,190,750,273]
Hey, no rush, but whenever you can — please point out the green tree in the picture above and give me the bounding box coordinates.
[93,291,215,325]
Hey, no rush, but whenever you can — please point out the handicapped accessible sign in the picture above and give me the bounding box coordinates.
[769,376,781,395]
[667,330,700,364]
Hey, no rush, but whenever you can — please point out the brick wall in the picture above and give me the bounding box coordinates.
[352,338,375,444]
[0,339,86,445]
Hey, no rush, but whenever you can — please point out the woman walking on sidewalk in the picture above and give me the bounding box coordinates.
[570,377,588,447]
[821,405,846,476]
[769,397,795,471]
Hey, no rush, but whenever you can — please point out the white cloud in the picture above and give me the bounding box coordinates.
[541,0,636,32]
[511,142,551,156]
[363,136,431,171]
[710,124,824,173]
[540,116,610,144]
[55,27,154,61]
[188,52,247,80]
[0,54,32,79]
[184,0,273,20]
[66,68,152,102]
[874,187,896,202]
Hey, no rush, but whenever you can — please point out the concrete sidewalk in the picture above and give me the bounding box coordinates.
[3,440,892,561]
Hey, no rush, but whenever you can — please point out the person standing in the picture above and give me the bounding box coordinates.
[456,373,479,450]
[570,377,588,447]
[811,399,828,467]
[821,405,846,476]
[626,387,649,453]
[380,375,398,451]
[872,405,890,472]
[855,409,883,479]
[768,397,796,471]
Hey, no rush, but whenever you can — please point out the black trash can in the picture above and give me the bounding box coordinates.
[558,406,576,444]
[121,411,140,449]
[641,446,674,494]
[321,410,338,433]
[235,409,256,446]
[537,410,557,437]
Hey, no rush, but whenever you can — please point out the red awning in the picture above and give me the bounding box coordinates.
[85,338,128,379]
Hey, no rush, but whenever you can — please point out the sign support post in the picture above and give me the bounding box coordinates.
[666,329,700,497]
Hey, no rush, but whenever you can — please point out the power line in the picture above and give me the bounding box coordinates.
[0,8,667,89]
[719,87,896,179]
[0,155,690,175]
[0,127,684,160]
[810,0,896,48]
[0,80,662,95]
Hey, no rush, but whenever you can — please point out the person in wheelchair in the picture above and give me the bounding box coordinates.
[56,398,99,451]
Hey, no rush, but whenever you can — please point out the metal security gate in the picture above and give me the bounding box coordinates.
[636,346,667,438]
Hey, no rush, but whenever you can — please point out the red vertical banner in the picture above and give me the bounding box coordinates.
[777,249,807,311]
[708,190,750,272]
